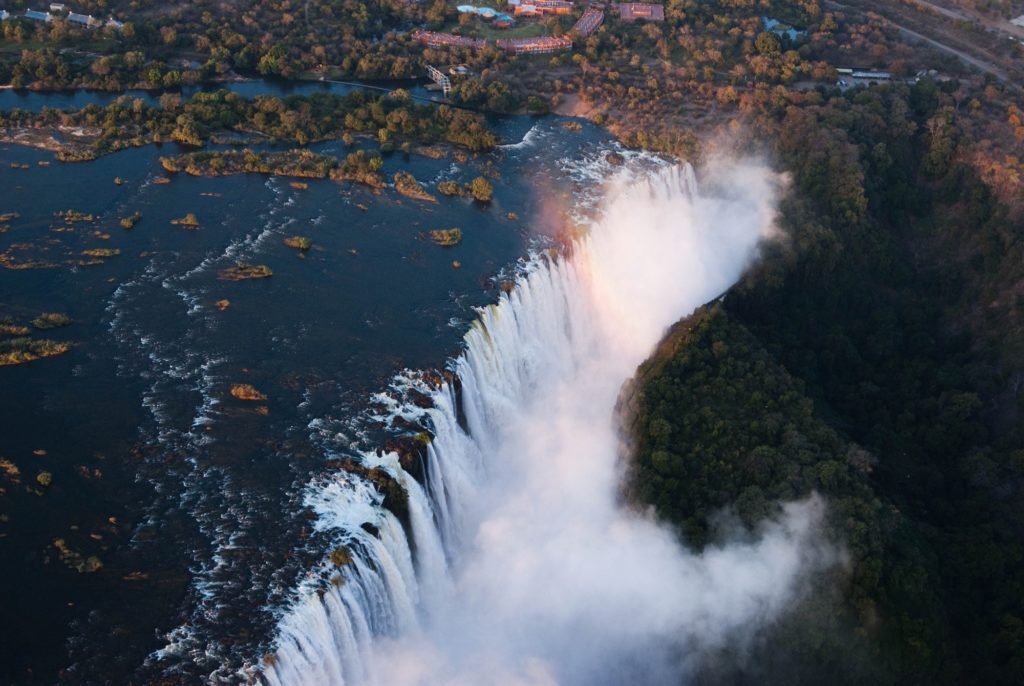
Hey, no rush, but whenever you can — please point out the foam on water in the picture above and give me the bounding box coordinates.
[98,176,310,679]
[498,123,548,151]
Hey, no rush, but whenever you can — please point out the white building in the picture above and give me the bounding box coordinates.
[49,3,66,11]
[68,11,101,27]
[25,9,54,22]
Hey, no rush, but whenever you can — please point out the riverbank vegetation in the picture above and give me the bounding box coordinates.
[629,72,1024,685]
[3,0,1024,683]
[0,89,499,161]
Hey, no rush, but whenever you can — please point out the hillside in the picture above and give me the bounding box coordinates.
[627,74,1024,684]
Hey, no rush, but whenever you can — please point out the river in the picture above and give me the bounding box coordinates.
[0,77,441,113]
[0,79,628,684]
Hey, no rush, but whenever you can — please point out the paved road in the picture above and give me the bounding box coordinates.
[893,20,1009,80]
[826,0,1009,81]
[904,0,1024,41]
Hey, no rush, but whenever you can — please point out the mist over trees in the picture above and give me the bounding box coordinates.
[628,75,1024,684]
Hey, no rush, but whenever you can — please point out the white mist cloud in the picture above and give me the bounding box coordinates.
[352,158,837,686]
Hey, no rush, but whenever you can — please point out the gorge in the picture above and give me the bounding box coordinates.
[263,161,838,685]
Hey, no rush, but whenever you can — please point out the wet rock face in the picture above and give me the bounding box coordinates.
[606,151,625,166]
[382,434,430,484]
[322,458,414,532]
[329,546,353,567]
[407,389,434,409]
[367,467,410,529]
[53,537,103,573]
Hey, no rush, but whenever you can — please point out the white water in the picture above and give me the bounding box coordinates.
[264,159,835,686]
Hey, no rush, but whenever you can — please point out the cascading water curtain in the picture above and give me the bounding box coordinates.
[263,161,837,686]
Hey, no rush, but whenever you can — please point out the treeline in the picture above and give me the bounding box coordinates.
[0,0,437,88]
[626,305,945,684]
[0,47,207,91]
[628,76,1024,685]
[0,89,500,159]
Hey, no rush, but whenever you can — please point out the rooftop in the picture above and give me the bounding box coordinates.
[618,3,664,21]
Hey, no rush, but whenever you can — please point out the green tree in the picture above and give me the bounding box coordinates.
[469,176,493,202]
[755,31,781,56]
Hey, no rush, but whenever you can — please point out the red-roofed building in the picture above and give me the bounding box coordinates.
[513,5,541,16]
[514,1,572,15]
[535,0,574,12]
[618,3,664,21]
[496,35,572,53]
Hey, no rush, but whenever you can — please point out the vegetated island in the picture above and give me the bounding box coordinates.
[170,213,200,228]
[161,149,336,179]
[81,248,121,258]
[393,171,437,203]
[218,264,273,281]
[438,176,493,202]
[31,312,72,329]
[283,236,312,251]
[230,383,267,401]
[0,338,71,366]
[0,312,73,366]
[159,148,389,189]
[119,212,142,230]
[429,228,463,246]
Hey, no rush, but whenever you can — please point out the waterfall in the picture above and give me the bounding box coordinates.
[263,160,834,686]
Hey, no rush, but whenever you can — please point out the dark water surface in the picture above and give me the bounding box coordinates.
[0,77,440,113]
[0,83,622,684]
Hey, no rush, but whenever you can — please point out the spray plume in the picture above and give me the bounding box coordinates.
[263,158,835,686]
